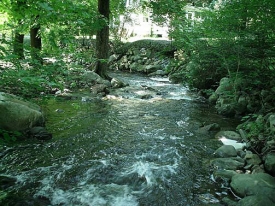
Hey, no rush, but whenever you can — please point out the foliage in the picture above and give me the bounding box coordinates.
[0,0,125,98]
[0,129,22,144]
[160,0,275,94]
[236,113,275,154]
[237,114,265,139]
[0,60,67,97]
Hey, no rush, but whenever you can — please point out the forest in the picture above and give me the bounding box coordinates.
[1,0,275,205]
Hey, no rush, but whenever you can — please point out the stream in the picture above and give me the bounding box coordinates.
[0,71,240,205]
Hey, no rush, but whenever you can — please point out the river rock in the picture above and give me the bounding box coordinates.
[230,173,275,203]
[215,131,241,141]
[0,92,44,131]
[108,54,119,63]
[82,71,111,87]
[213,145,237,158]
[216,97,236,117]
[213,169,238,182]
[209,92,218,104]
[145,64,162,74]
[221,197,238,206]
[29,126,52,140]
[244,152,261,166]
[210,157,245,170]
[264,153,275,175]
[251,165,265,174]
[129,62,143,72]
[215,77,233,95]
[236,195,274,206]
[82,71,101,83]
[90,84,108,95]
[111,78,127,88]
[236,95,248,115]
[211,77,241,116]
[268,114,275,132]
[148,70,167,76]
[197,123,220,134]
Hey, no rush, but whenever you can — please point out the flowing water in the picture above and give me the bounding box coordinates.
[0,71,240,205]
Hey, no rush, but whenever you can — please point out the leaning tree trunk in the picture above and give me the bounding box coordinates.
[13,31,24,59]
[94,0,111,80]
[30,17,42,64]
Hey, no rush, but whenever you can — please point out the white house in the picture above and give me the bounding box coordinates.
[117,0,169,39]
[117,2,209,40]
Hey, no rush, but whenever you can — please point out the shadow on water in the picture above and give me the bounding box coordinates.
[0,71,240,205]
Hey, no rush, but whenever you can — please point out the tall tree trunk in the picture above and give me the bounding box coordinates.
[12,1,25,59]
[30,17,42,63]
[13,31,24,59]
[94,0,111,80]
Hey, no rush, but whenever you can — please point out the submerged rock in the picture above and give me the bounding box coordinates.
[28,126,52,140]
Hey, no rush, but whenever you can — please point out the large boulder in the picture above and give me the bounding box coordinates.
[145,64,162,74]
[213,145,237,158]
[264,153,275,176]
[210,157,245,170]
[230,173,275,203]
[0,92,44,131]
[215,77,233,95]
[111,78,128,89]
[215,97,236,116]
[213,169,238,182]
[236,195,274,206]
[209,77,251,116]
[244,152,262,166]
[82,71,111,87]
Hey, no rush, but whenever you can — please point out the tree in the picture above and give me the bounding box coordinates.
[1,0,27,59]
[94,0,111,80]
[30,15,42,63]
[13,24,25,59]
